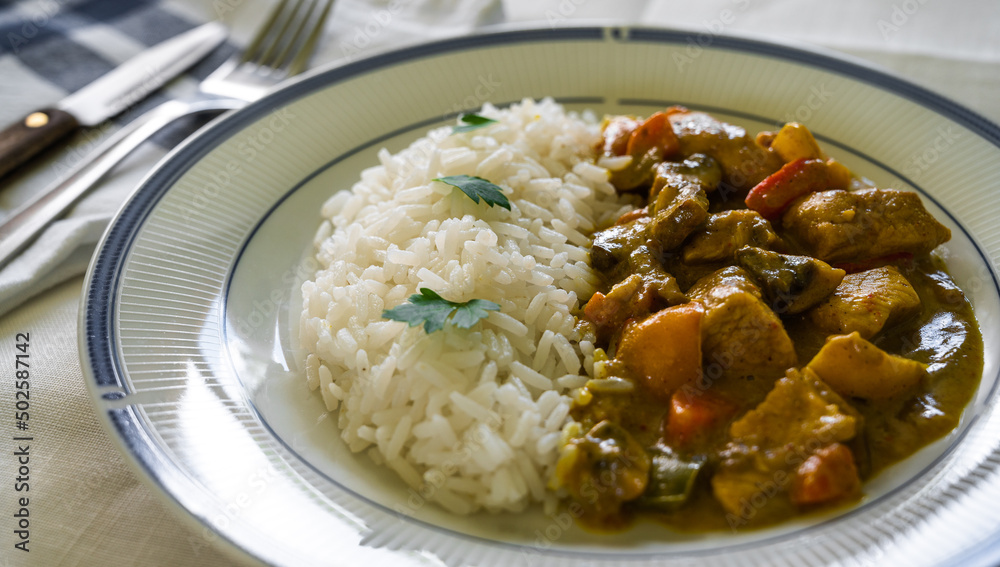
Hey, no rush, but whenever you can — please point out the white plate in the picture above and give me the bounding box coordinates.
[81,25,1000,566]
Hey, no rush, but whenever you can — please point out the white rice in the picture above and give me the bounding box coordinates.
[299,98,633,513]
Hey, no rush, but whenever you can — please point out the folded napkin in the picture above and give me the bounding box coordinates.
[0,0,502,318]
[638,0,1000,123]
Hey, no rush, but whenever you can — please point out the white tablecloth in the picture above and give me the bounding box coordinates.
[1,0,997,565]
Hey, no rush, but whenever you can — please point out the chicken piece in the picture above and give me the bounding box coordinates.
[687,265,762,298]
[650,185,709,251]
[735,246,845,315]
[687,267,798,378]
[712,367,859,516]
[682,210,783,264]
[806,332,928,400]
[728,368,858,448]
[585,275,660,342]
[620,245,686,304]
[591,216,650,271]
[649,154,722,205]
[584,253,684,345]
[648,159,715,251]
[669,111,784,192]
[808,266,921,339]
[781,188,952,263]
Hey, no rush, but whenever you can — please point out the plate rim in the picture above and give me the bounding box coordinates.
[80,23,1000,566]
[223,97,1000,559]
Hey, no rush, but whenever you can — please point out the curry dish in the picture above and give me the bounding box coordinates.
[554,108,984,531]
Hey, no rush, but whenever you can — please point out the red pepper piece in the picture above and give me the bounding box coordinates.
[745,158,841,221]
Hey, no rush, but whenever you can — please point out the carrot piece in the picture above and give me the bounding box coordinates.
[583,291,611,327]
[614,206,649,225]
[663,389,737,447]
[790,443,860,506]
[744,158,844,221]
[600,115,641,156]
[616,303,704,402]
[625,112,680,161]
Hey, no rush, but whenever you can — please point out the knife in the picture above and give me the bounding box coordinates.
[0,22,227,179]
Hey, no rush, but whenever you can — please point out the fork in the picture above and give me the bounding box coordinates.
[0,0,333,270]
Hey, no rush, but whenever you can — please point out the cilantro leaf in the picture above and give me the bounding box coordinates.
[434,174,511,210]
[449,298,503,329]
[382,288,500,334]
[452,113,498,133]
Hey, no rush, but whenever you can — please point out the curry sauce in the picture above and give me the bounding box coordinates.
[554,109,984,532]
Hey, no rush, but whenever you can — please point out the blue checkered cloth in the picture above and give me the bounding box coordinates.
[0,1,247,315]
[0,0,237,148]
[0,0,501,316]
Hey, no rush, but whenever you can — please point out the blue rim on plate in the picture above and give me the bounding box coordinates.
[81,25,1000,566]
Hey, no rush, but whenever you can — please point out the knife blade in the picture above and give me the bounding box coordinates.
[0,21,227,179]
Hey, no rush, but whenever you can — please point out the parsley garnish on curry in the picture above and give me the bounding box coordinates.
[554,107,984,531]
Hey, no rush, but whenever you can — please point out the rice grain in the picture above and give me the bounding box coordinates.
[299,99,628,513]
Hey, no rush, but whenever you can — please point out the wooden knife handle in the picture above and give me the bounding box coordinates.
[0,108,79,179]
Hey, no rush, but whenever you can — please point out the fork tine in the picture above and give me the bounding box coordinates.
[255,0,307,68]
[239,0,290,65]
[242,0,332,76]
[268,0,321,70]
[287,0,333,76]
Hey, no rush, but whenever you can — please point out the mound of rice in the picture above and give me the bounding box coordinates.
[299,98,633,514]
